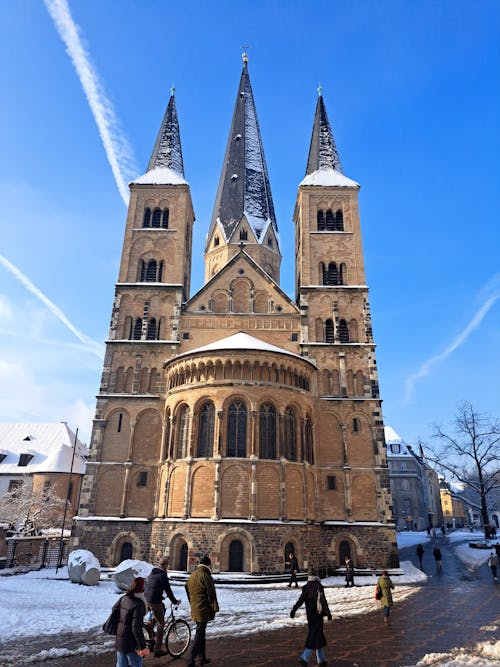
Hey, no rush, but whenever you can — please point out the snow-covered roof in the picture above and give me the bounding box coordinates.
[300,168,359,188]
[384,425,402,444]
[131,167,188,186]
[170,332,315,366]
[0,423,87,475]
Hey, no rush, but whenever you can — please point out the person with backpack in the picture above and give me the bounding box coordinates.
[290,567,332,666]
[115,577,149,666]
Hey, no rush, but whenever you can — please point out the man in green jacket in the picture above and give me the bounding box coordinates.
[185,555,219,667]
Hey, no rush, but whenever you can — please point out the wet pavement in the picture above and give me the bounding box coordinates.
[26,536,500,665]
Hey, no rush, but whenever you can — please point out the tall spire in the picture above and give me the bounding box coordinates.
[147,90,185,177]
[305,92,343,176]
[208,59,277,243]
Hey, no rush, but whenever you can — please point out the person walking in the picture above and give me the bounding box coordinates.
[344,556,354,587]
[290,567,332,666]
[185,555,219,667]
[144,556,181,658]
[433,546,442,572]
[115,577,150,667]
[416,544,424,568]
[487,551,498,581]
[377,569,395,623]
[288,551,300,588]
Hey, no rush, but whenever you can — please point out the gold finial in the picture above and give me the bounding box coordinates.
[317,82,323,97]
[170,82,176,96]
[242,44,249,64]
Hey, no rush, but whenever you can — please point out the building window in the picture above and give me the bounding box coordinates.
[259,403,276,459]
[214,236,220,247]
[390,443,401,454]
[291,333,298,342]
[239,229,248,240]
[152,208,162,227]
[138,471,148,487]
[176,406,189,459]
[335,209,344,231]
[325,209,335,231]
[401,462,408,471]
[353,418,360,432]
[18,453,34,467]
[117,413,123,433]
[327,475,336,490]
[145,260,157,282]
[143,207,151,228]
[284,407,297,461]
[304,416,314,463]
[198,402,215,457]
[267,237,273,247]
[227,401,247,457]
[338,319,349,343]
[146,317,157,340]
[402,480,410,491]
[132,318,142,340]
[317,209,325,231]
[162,209,169,229]
[325,319,334,343]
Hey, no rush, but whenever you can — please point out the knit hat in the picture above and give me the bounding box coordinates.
[200,555,212,566]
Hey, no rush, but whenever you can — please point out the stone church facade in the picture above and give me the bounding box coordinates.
[73,56,398,573]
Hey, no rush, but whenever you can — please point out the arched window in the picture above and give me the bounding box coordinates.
[335,209,344,231]
[239,229,248,240]
[146,317,157,340]
[158,261,164,282]
[327,262,338,285]
[162,209,169,228]
[227,401,247,457]
[228,539,244,572]
[259,403,276,459]
[198,402,215,457]
[132,318,142,340]
[143,208,151,228]
[338,319,350,343]
[139,260,146,281]
[284,407,297,461]
[305,416,313,463]
[317,210,325,231]
[176,406,189,459]
[152,208,162,227]
[325,319,334,343]
[145,260,157,282]
[325,209,335,231]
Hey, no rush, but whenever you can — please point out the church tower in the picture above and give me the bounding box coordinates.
[293,90,393,531]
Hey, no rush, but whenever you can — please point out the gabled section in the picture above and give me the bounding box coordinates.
[306,91,343,175]
[147,91,185,177]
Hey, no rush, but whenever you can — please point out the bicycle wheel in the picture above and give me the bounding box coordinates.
[166,618,191,657]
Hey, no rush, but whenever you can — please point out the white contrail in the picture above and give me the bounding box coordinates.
[0,254,104,359]
[404,286,500,401]
[44,0,137,205]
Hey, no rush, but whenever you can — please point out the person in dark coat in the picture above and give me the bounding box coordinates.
[344,556,354,587]
[144,556,181,657]
[377,570,394,623]
[185,555,219,667]
[416,544,424,568]
[290,567,332,666]
[115,577,149,667]
[433,546,442,571]
[288,551,300,588]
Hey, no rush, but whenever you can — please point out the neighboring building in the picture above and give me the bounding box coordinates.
[439,478,466,529]
[0,423,87,523]
[74,55,397,573]
[385,426,443,531]
[452,475,500,531]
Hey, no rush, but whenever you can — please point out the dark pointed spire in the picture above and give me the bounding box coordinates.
[208,58,277,243]
[305,91,343,176]
[147,89,184,177]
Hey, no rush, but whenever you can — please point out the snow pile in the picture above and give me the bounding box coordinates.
[67,549,100,586]
[112,558,153,591]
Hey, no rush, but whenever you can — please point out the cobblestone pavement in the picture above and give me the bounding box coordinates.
[31,537,500,666]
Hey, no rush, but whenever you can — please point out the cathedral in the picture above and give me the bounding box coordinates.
[73,54,398,574]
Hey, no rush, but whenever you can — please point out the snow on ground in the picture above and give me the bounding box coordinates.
[0,529,497,666]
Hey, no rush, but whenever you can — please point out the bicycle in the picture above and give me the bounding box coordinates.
[144,602,191,657]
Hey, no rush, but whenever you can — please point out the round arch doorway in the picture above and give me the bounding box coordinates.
[228,539,244,572]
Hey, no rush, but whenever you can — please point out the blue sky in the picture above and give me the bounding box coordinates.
[1,0,499,445]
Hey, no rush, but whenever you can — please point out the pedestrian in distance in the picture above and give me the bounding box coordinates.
[185,555,219,667]
[144,555,181,658]
[290,567,332,666]
[433,546,442,572]
[287,551,300,588]
[377,569,395,623]
[487,551,498,581]
[344,556,354,587]
[440,524,446,536]
[416,544,424,568]
[115,577,150,667]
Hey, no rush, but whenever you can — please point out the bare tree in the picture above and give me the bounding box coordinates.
[0,478,65,536]
[423,401,500,538]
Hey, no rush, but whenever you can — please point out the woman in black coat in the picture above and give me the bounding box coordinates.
[290,568,332,666]
[115,577,149,667]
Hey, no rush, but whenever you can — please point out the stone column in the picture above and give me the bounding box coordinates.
[120,461,132,517]
[250,409,257,456]
[212,459,221,520]
[183,459,193,520]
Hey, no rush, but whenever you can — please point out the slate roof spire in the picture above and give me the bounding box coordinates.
[147,88,185,177]
[305,88,343,176]
[208,56,277,244]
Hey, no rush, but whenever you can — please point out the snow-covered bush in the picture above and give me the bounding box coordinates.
[112,559,153,591]
[68,549,100,586]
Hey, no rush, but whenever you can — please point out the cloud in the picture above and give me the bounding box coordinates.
[44,0,137,205]
[404,276,500,402]
[0,254,103,359]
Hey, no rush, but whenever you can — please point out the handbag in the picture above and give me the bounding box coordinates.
[374,584,383,600]
[102,598,121,635]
